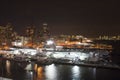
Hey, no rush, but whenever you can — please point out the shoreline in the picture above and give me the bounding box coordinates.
[1,57,120,70]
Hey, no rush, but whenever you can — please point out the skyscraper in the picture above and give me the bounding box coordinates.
[38,23,50,42]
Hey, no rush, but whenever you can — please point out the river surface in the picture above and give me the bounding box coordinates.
[0,60,120,80]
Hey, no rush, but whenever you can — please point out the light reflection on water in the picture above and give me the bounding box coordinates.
[72,66,80,80]
[2,60,120,80]
[45,64,58,80]
[37,66,44,80]
[25,71,34,80]
[0,61,96,80]
[6,60,11,74]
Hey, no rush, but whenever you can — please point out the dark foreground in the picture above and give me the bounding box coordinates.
[0,60,120,80]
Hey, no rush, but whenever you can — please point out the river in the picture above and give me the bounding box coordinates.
[0,60,120,80]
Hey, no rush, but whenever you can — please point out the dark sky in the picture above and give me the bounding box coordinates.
[0,0,120,37]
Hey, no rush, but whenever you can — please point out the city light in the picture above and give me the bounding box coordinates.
[46,40,54,45]
[0,0,120,80]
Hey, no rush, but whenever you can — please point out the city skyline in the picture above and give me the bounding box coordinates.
[0,0,120,37]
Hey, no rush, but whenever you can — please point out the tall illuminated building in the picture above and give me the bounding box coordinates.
[38,23,50,42]
[43,23,50,39]
[0,23,15,46]
[25,25,36,44]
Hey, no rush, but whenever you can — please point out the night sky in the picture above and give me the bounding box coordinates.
[0,0,120,37]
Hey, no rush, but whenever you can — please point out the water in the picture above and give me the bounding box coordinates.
[0,60,120,80]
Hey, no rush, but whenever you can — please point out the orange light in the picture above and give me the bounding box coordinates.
[37,67,44,79]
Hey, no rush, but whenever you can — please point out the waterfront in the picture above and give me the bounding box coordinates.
[0,60,120,80]
[0,0,120,79]
[0,47,120,80]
